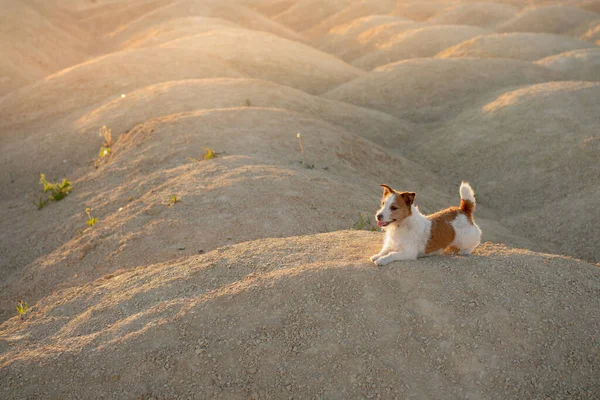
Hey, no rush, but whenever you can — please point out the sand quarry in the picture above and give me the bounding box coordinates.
[1,0,599,399]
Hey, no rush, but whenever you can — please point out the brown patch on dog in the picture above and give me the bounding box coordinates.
[390,191,413,222]
[380,185,415,224]
[460,199,475,223]
[425,207,459,254]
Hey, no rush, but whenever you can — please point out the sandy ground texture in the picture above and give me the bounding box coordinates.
[1,0,599,399]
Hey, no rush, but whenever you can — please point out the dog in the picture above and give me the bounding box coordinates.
[370,182,481,266]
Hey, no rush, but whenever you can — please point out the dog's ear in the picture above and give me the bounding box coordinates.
[400,192,416,207]
[380,184,394,196]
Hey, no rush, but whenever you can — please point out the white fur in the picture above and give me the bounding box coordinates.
[376,194,397,224]
[371,182,482,265]
[460,181,475,203]
[370,205,431,265]
[451,214,481,255]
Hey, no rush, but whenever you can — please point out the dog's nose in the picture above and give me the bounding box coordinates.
[376,214,383,221]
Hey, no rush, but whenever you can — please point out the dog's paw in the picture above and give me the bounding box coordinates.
[370,254,380,262]
[374,257,390,266]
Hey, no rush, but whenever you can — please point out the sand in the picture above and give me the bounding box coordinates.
[1,1,599,399]
[438,32,598,61]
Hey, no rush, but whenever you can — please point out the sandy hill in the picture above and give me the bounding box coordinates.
[104,0,304,47]
[315,16,425,62]
[438,32,598,61]
[1,1,599,398]
[428,2,519,28]
[352,25,491,69]
[498,5,599,35]
[0,1,90,94]
[1,232,599,399]
[536,48,600,80]
[324,58,561,122]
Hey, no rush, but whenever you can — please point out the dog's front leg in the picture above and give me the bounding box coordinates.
[370,247,391,262]
[374,249,418,266]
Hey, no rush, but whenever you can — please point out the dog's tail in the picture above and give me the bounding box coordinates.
[459,181,476,218]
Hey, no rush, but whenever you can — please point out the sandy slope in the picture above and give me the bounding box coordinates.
[438,32,597,61]
[1,1,600,398]
[0,1,89,94]
[536,48,600,80]
[324,58,560,122]
[1,232,599,399]
[353,25,491,69]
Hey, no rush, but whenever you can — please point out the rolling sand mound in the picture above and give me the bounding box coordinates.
[74,78,411,147]
[498,5,599,35]
[352,25,491,69]
[1,232,599,399]
[392,1,451,21]
[412,81,600,260]
[105,0,303,47]
[317,16,424,62]
[0,28,360,129]
[428,2,519,28]
[536,48,600,80]
[271,0,348,32]
[161,29,363,93]
[59,0,170,37]
[0,1,89,94]
[116,17,241,49]
[438,32,597,61]
[324,58,560,122]
[1,2,599,398]
[581,19,600,43]
[303,0,397,40]
[578,0,600,14]
[0,105,462,319]
[0,46,242,128]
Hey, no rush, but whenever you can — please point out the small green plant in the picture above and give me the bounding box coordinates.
[85,208,98,227]
[168,194,180,207]
[351,213,378,231]
[33,195,50,210]
[99,125,113,157]
[203,148,217,160]
[16,300,28,319]
[39,173,72,202]
[245,99,252,107]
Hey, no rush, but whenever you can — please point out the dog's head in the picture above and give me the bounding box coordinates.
[376,184,415,228]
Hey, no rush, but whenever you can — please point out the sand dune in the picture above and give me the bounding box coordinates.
[1,232,599,399]
[438,32,598,61]
[392,1,451,21]
[324,58,560,122]
[536,48,600,80]
[1,1,599,398]
[581,19,600,43]
[428,2,519,28]
[116,17,241,49]
[0,28,360,129]
[316,16,424,62]
[303,0,397,40]
[0,1,89,94]
[498,5,599,35]
[74,78,411,147]
[0,106,457,320]
[160,28,363,93]
[105,0,303,47]
[352,25,491,69]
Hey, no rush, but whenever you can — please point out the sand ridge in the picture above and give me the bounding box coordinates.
[1,1,599,398]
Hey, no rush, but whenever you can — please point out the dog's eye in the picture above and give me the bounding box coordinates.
[390,206,398,211]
